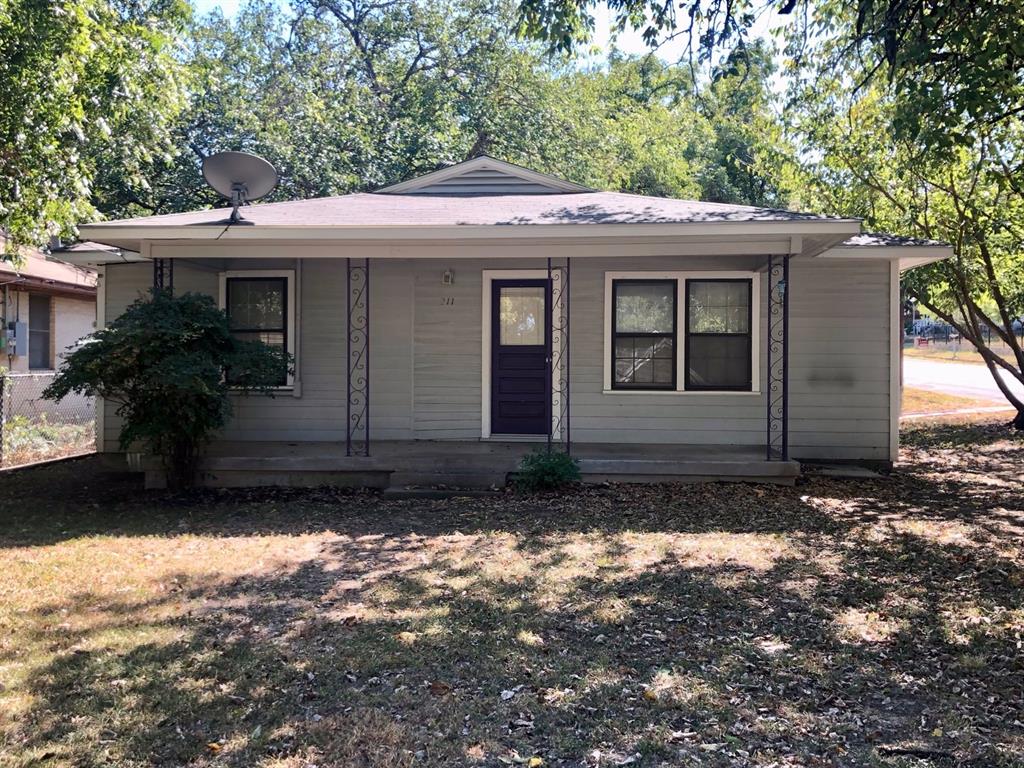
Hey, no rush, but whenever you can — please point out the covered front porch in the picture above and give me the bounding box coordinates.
[137,439,801,489]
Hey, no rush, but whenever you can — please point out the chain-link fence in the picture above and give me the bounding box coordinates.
[0,372,95,468]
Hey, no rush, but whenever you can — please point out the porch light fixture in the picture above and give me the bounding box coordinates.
[442,269,455,285]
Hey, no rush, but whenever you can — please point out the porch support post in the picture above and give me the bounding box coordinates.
[549,257,571,455]
[766,253,790,460]
[547,257,553,453]
[151,258,174,295]
[346,257,370,457]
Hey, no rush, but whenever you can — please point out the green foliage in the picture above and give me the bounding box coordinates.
[99,0,793,220]
[789,77,1024,423]
[514,449,581,491]
[43,291,291,487]
[0,0,190,253]
[517,0,1024,150]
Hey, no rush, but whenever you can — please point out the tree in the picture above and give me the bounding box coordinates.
[0,0,190,253]
[44,291,291,487]
[516,0,1024,148]
[790,86,1024,427]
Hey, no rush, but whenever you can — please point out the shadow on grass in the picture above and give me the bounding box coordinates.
[4,497,1024,766]
[2,420,1023,764]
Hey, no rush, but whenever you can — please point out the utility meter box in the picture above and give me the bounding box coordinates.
[6,322,27,357]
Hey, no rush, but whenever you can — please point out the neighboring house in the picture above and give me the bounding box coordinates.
[67,156,951,488]
[0,235,97,374]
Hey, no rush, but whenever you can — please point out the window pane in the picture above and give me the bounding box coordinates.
[232,331,285,349]
[615,282,674,333]
[28,295,51,369]
[500,286,545,345]
[228,278,285,331]
[687,335,750,389]
[688,281,750,334]
[614,335,674,386]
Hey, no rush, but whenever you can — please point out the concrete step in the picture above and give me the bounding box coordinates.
[387,471,509,490]
[381,487,505,500]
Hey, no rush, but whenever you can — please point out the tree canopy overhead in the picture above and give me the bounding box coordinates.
[516,0,1024,148]
[0,0,190,254]
[97,0,793,221]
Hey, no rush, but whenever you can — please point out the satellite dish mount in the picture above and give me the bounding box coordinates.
[201,151,279,226]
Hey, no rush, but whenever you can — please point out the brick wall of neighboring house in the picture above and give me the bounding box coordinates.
[4,289,95,373]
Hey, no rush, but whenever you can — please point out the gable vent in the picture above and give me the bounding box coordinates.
[410,168,565,196]
[379,156,593,196]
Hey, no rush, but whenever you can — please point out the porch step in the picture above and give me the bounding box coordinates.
[382,487,505,500]
[386,470,510,490]
[577,457,800,485]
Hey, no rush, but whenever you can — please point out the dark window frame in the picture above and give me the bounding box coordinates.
[225,275,289,387]
[610,278,678,391]
[28,293,52,371]
[684,278,753,392]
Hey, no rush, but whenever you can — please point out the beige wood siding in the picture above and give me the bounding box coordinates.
[101,249,894,464]
[789,258,892,462]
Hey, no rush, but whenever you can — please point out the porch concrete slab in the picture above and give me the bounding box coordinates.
[136,440,800,489]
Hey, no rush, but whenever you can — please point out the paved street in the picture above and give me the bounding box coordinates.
[904,356,1024,402]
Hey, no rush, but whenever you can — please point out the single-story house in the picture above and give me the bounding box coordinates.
[67,156,950,488]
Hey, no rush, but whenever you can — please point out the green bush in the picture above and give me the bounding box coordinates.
[44,290,291,489]
[514,449,581,492]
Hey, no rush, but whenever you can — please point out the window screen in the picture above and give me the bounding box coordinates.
[28,294,52,370]
[685,279,752,390]
[225,277,288,385]
[611,280,676,390]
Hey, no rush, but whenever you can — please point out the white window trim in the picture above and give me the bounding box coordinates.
[603,270,760,394]
[218,269,297,390]
[481,269,564,439]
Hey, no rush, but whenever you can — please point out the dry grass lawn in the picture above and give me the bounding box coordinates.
[901,386,1004,415]
[1,420,1023,767]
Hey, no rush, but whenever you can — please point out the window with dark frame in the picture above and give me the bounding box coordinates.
[611,279,677,390]
[28,294,52,370]
[225,276,288,386]
[685,278,753,391]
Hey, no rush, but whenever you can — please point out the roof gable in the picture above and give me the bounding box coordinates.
[379,155,593,196]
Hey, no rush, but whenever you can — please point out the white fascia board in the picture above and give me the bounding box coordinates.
[821,245,952,272]
[80,219,862,247]
[49,249,146,267]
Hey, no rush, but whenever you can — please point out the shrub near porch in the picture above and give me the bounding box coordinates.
[1,419,1022,766]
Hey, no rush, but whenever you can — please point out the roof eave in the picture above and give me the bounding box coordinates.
[823,244,953,272]
[80,219,862,249]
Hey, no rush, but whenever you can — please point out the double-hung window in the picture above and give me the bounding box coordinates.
[607,274,755,393]
[221,271,295,387]
[685,279,753,390]
[611,279,677,390]
[28,294,52,370]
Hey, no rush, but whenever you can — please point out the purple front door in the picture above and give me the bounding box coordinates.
[490,279,550,435]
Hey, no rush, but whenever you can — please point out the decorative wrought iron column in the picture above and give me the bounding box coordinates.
[766,254,790,460]
[152,258,173,294]
[548,257,571,454]
[346,258,370,456]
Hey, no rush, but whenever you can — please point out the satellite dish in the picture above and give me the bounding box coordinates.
[201,151,278,225]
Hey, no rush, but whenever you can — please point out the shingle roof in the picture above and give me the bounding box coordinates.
[0,234,97,290]
[93,191,847,229]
